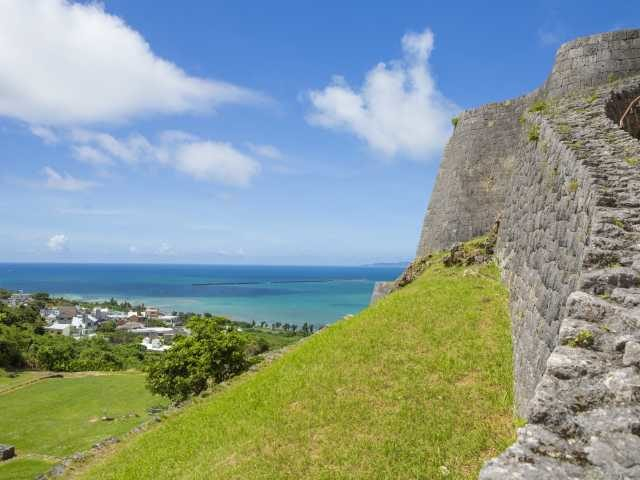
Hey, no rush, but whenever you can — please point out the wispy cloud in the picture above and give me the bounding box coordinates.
[42,166,96,191]
[69,129,261,187]
[246,143,284,160]
[537,14,568,47]
[72,145,114,166]
[0,0,268,127]
[307,28,457,159]
[55,207,132,216]
[30,125,59,144]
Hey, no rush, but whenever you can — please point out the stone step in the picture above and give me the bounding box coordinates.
[611,287,640,307]
[580,267,640,294]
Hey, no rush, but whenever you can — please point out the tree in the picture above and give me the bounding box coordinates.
[145,317,248,401]
[97,320,116,333]
[0,324,27,368]
[31,335,78,371]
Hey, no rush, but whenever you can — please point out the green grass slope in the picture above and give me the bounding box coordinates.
[75,260,514,480]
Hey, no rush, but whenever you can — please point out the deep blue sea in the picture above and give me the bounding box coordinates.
[0,263,403,327]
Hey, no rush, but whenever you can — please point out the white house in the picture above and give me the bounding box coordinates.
[141,337,170,352]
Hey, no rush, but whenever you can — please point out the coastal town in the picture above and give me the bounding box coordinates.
[2,290,183,352]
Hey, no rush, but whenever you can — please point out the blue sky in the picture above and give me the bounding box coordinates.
[1,0,638,265]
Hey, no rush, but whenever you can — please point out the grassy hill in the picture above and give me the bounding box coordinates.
[72,257,514,480]
[0,372,168,480]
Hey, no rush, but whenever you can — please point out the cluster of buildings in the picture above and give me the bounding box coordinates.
[2,291,33,308]
[39,304,182,351]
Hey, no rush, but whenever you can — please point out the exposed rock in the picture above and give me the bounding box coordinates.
[623,341,640,367]
[0,444,15,461]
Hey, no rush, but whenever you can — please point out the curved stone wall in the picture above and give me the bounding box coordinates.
[544,29,640,98]
[416,96,530,255]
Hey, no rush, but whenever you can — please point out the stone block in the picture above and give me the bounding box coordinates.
[0,445,15,461]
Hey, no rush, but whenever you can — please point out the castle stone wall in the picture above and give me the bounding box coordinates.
[544,29,640,97]
[416,96,530,256]
[497,118,595,416]
[411,28,640,478]
[482,72,640,480]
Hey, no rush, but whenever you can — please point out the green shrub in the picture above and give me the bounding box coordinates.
[567,330,594,348]
[528,99,549,114]
[625,157,639,166]
[451,116,459,128]
[528,125,540,142]
[568,179,579,193]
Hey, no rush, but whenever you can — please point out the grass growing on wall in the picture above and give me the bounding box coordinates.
[74,257,514,480]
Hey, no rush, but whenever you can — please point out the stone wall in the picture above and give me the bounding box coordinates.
[497,116,596,416]
[418,29,640,257]
[544,29,640,98]
[481,72,640,480]
[411,28,640,478]
[416,95,530,255]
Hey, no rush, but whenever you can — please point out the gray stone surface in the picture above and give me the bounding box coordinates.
[370,281,394,304]
[416,95,531,255]
[481,72,640,479]
[413,28,640,479]
[0,444,15,461]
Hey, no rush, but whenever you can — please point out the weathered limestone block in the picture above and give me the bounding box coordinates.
[0,445,15,461]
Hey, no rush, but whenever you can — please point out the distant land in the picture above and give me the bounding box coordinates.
[361,262,409,268]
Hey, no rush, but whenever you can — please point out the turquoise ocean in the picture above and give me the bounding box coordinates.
[0,263,404,327]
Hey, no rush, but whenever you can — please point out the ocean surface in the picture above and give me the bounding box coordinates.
[0,263,404,327]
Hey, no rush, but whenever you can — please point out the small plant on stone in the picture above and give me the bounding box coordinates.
[597,292,611,301]
[528,125,540,142]
[568,330,594,348]
[514,417,527,428]
[518,114,527,126]
[451,116,459,128]
[568,179,579,193]
[557,123,571,135]
[586,91,599,104]
[625,157,639,167]
[528,99,550,114]
[608,73,618,84]
[612,218,625,229]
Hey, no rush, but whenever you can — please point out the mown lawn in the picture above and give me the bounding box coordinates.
[75,260,514,480]
[0,372,168,480]
[0,458,56,480]
[0,371,47,392]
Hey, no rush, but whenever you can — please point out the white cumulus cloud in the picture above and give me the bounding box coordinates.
[307,28,457,159]
[175,142,261,187]
[42,166,96,191]
[47,234,68,252]
[0,0,265,126]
